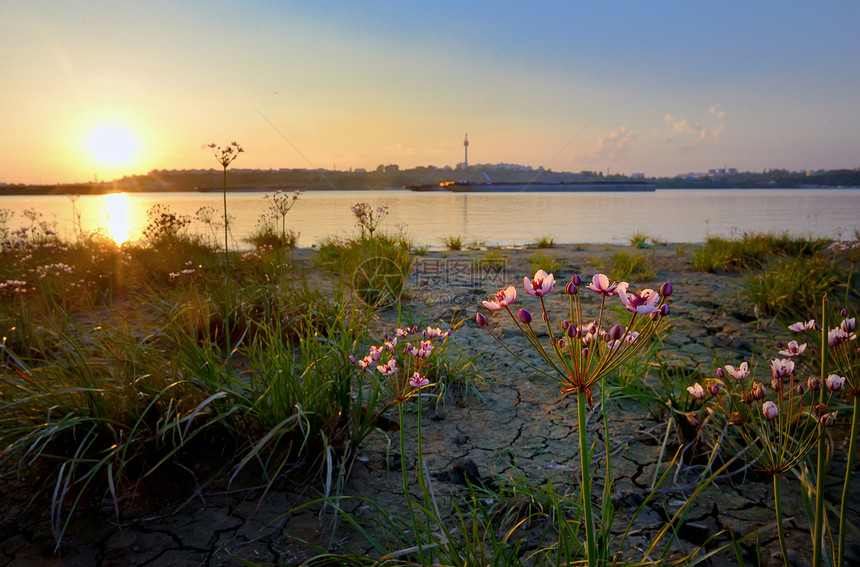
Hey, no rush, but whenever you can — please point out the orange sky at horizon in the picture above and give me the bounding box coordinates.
[2,2,859,185]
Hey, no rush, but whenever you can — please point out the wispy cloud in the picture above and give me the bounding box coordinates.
[664,108,725,152]
[709,103,726,118]
[665,114,701,134]
[588,126,637,162]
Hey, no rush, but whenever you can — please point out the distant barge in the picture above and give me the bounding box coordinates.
[405,181,656,192]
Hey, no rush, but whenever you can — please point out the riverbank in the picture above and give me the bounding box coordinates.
[1,242,857,566]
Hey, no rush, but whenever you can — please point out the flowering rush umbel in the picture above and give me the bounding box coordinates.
[350,325,451,404]
[476,270,672,403]
[686,350,842,475]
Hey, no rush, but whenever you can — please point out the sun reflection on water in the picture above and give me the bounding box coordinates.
[104,193,129,245]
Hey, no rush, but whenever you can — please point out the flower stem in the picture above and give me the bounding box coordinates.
[576,389,597,567]
[837,395,859,567]
[222,165,232,357]
[813,296,828,567]
[397,403,424,561]
[773,474,791,567]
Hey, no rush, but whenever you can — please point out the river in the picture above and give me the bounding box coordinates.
[1,188,857,248]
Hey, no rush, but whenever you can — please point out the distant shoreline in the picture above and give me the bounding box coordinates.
[2,165,860,195]
[1,185,859,197]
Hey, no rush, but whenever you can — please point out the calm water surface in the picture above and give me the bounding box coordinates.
[2,188,858,248]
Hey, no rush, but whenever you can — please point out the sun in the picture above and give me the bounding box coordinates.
[86,124,139,167]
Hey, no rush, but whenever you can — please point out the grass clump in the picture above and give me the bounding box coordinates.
[443,235,463,250]
[528,251,566,275]
[692,231,829,272]
[744,255,853,321]
[532,235,555,249]
[609,249,656,281]
[318,229,413,309]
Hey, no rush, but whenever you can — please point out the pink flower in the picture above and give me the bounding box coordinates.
[524,270,555,297]
[409,372,429,388]
[788,319,816,332]
[778,340,807,357]
[770,358,795,379]
[615,282,660,315]
[762,401,780,420]
[825,373,846,391]
[422,326,449,339]
[724,362,750,380]
[368,345,384,361]
[585,274,619,296]
[482,285,517,310]
[828,327,856,346]
[377,358,397,376]
[842,317,856,332]
[416,340,434,359]
[686,382,706,400]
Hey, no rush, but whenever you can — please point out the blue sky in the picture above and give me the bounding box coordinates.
[2,0,858,183]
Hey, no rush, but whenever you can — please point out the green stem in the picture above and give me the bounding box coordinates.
[577,389,597,567]
[397,403,424,561]
[813,297,828,567]
[773,474,791,567]
[222,166,232,357]
[837,395,859,567]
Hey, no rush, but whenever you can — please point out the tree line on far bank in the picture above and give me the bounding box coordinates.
[2,165,859,195]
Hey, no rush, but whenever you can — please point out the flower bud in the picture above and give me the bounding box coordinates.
[686,412,701,427]
[609,324,624,341]
[807,375,822,391]
[565,282,578,295]
[542,312,551,322]
[561,319,570,330]
[567,324,576,338]
[716,367,725,380]
[751,381,767,400]
[820,411,838,427]
[660,281,673,297]
[518,309,532,324]
[730,412,745,426]
[476,313,487,327]
[770,378,781,392]
[796,384,806,395]
[660,304,670,317]
[841,308,849,318]
[775,341,783,348]
[348,355,357,364]
[571,274,582,286]
[581,347,589,357]
[707,382,721,396]
[762,401,779,420]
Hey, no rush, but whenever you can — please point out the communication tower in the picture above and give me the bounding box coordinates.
[463,134,469,168]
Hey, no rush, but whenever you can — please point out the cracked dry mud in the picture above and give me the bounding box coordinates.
[2,245,858,566]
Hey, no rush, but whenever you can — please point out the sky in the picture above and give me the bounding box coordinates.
[2,1,859,185]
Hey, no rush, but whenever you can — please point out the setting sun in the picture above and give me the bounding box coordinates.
[86,124,139,168]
